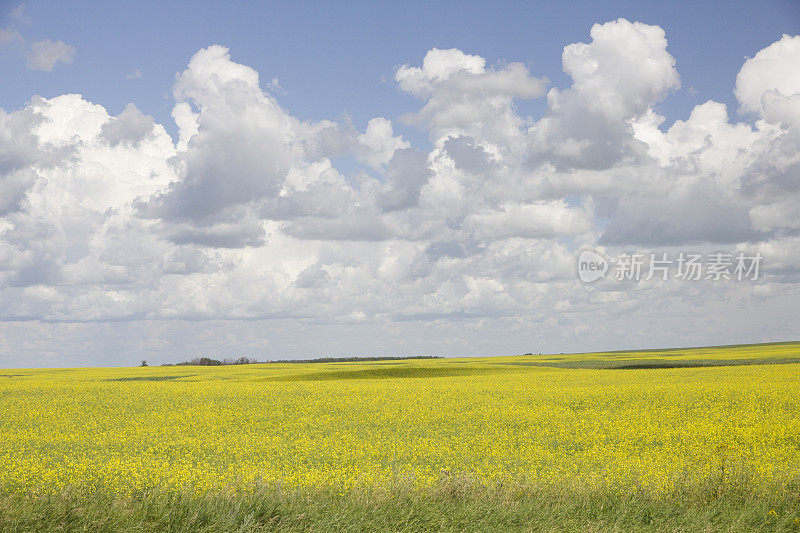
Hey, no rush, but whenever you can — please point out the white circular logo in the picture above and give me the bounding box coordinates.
[576,249,608,283]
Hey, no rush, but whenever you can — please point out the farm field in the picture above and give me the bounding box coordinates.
[1,341,799,531]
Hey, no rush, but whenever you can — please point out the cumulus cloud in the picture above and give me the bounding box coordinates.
[561,19,679,119]
[464,201,592,240]
[357,118,409,169]
[143,46,297,223]
[100,103,157,147]
[735,35,800,116]
[397,48,547,149]
[1,20,799,364]
[600,188,762,246]
[528,18,680,171]
[377,148,432,211]
[168,217,266,248]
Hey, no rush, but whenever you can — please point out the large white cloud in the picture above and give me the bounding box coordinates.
[735,34,800,116]
[0,20,799,365]
[561,19,679,119]
[528,18,680,171]
[397,47,547,153]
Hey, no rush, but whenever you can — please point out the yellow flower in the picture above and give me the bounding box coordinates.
[0,345,798,495]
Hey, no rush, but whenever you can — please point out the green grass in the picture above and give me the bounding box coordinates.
[1,479,798,532]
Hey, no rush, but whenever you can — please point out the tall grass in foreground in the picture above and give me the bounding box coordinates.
[1,477,799,532]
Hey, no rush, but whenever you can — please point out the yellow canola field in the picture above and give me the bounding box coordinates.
[0,344,798,495]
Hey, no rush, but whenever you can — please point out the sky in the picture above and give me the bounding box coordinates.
[0,1,799,367]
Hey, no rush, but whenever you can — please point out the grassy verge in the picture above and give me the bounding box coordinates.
[1,480,798,532]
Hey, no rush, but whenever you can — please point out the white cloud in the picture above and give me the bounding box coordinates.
[1,5,75,74]
[560,19,679,119]
[396,48,487,96]
[735,34,800,116]
[356,118,409,169]
[26,39,76,71]
[0,28,23,47]
[100,103,156,147]
[397,48,547,149]
[1,21,799,365]
[463,201,592,240]
[10,4,31,25]
[528,18,680,171]
[376,148,432,211]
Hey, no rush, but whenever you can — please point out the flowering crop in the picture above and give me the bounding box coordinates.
[0,344,798,495]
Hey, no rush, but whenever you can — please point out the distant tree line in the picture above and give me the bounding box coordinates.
[160,355,442,366]
[161,356,259,367]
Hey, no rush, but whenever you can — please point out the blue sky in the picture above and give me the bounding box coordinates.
[1,1,799,366]
[2,0,798,143]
